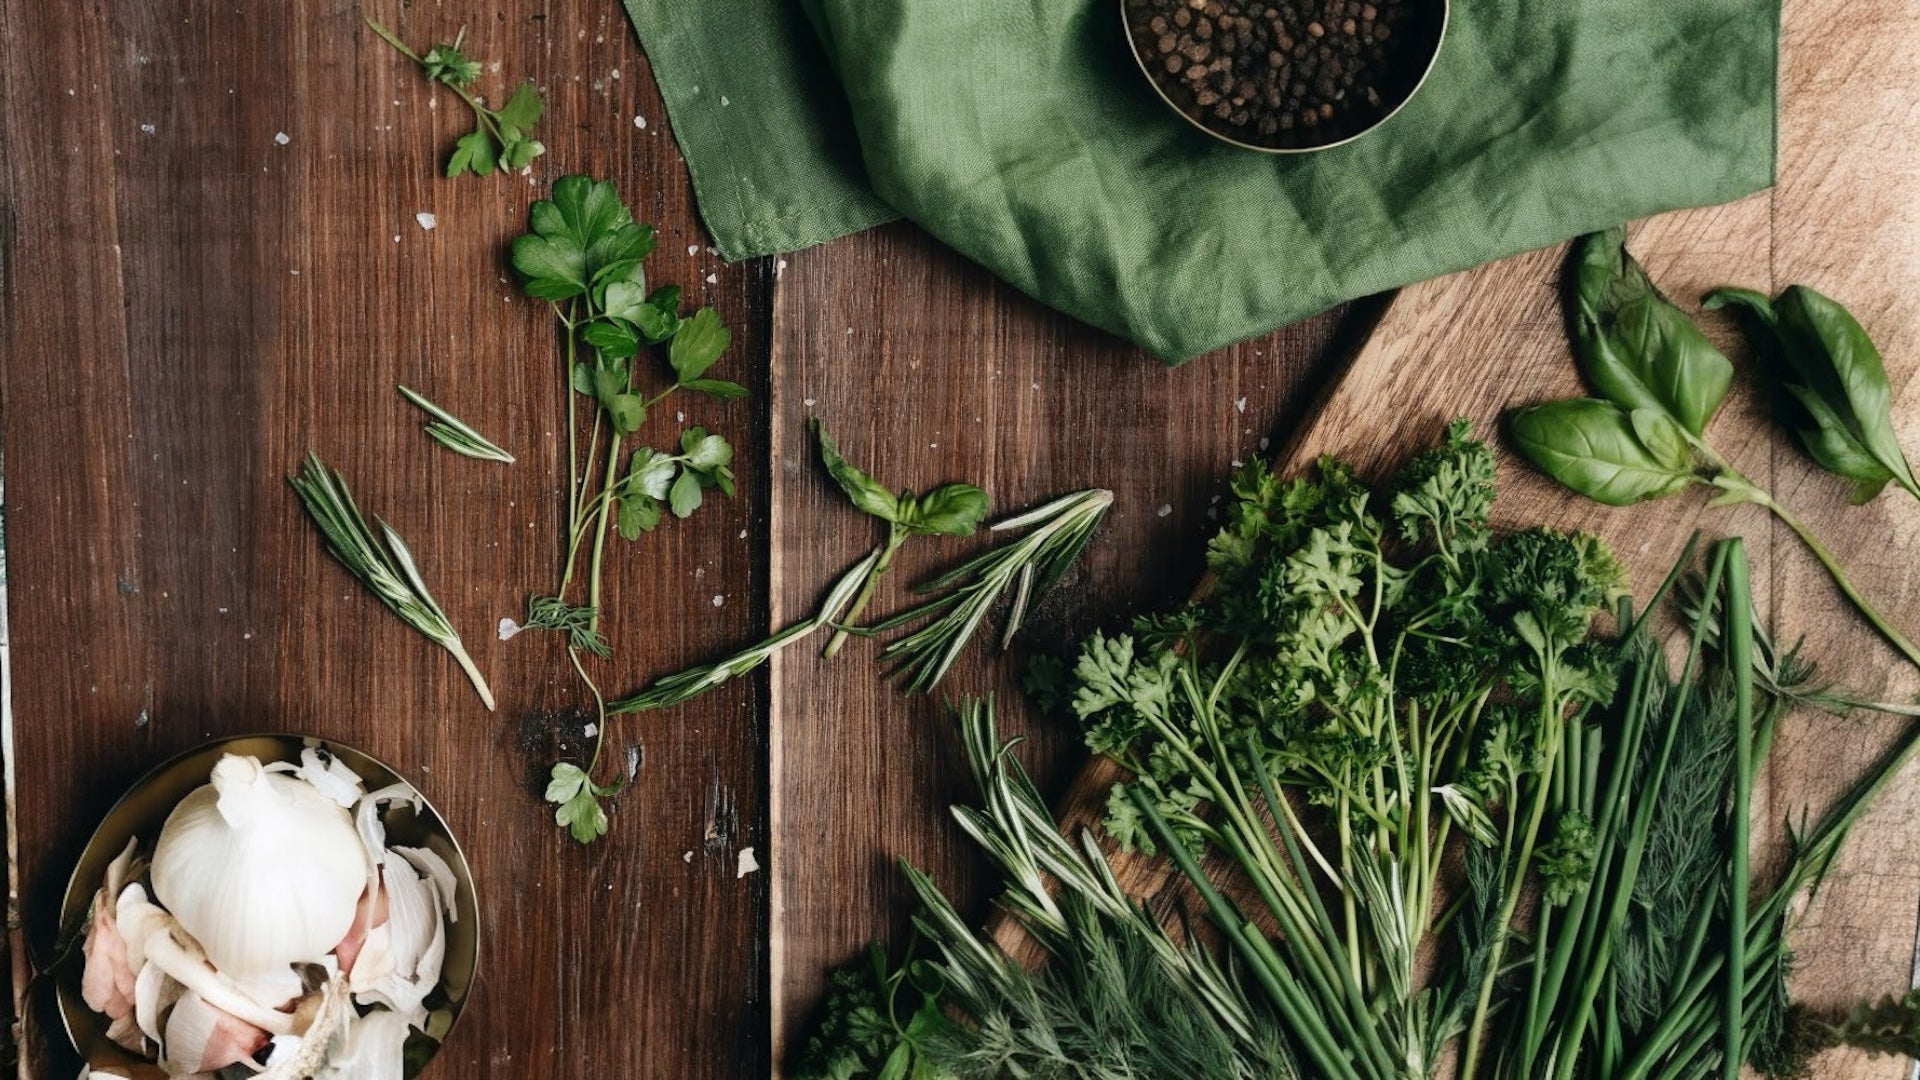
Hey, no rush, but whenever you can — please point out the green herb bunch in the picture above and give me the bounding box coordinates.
[799,428,1920,1080]
[1070,421,1625,1077]
[1509,228,1920,670]
[510,174,744,842]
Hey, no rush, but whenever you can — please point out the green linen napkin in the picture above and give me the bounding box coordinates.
[624,0,1776,364]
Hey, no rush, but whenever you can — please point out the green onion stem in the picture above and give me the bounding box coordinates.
[1722,541,1754,1080]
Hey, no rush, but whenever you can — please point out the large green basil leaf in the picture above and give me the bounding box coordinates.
[1707,284,1915,502]
[1508,398,1696,506]
[1777,285,1918,496]
[1571,230,1733,436]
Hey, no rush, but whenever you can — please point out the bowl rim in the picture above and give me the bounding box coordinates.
[1120,0,1452,154]
[55,732,481,1076]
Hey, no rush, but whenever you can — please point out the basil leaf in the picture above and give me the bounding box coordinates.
[814,420,901,523]
[1776,285,1918,496]
[1508,399,1695,506]
[1709,284,1916,502]
[1627,407,1691,469]
[904,482,989,537]
[1571,230,1732,436]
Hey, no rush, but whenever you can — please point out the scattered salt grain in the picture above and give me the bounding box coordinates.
[634,114,648,129]
[684,851,694,863]
[583,723,598,739]
[273,131,290,145]
[712,595,725,608]
[738,529,749,540]
[1234,396,1247,413]
[139,123,156,135]
[498,617,522,641]
[736,847,760,878]
[415,211,437,231]
[1157,504,1173,518]
[776,259,788,276]
[687,244,699,256]
[803,397,816,407]
[1258,437,1270,451]
[705,246,718,256]
[720,96,730,107]
[705,273,718,284]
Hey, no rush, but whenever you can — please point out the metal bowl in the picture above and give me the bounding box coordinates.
[1122,0,1449,153]
[57,734,480,1078]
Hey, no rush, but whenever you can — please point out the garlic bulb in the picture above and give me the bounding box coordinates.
[149,755,369,975]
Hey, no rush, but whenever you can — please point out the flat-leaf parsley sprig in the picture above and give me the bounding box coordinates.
[509,174,745,843]
[289,452,494,710]
[365,17,546,178]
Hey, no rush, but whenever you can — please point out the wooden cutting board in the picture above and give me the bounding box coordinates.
[994,2,1920,1075]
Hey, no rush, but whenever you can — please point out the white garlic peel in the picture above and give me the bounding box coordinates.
[150,756,369,975]
[77,751,457,1078]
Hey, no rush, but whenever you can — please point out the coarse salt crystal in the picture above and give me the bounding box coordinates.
[687,244,699,256]
[634,114,647,129]
[737,847,760,878]
[705,273,718,284]
[498,617,522,640]
[803,397,816,407]
[1157,504,1173,518]
[416,212,437,230]
[1234,396,1247,413]
[712,595,725,608]
[273,131,290,145]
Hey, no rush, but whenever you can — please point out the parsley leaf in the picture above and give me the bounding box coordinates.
[545,762,620,844]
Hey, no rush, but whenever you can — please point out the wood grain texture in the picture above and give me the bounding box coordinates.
[1,2,771,1076]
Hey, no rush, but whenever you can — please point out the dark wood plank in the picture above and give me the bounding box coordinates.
[764,218,1354,1064]
[1,2,770,1076]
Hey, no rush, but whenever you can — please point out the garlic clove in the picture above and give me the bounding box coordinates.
[81,889,138,1029]
[134,961,183,1046]
[349,924,396,993]
[393,846,458,922]
[82,838,146,1032]
[151,755,369,976]
[314,1008,411,1080]
[159,991,270,1076]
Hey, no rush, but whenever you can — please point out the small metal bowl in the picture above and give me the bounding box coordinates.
[57,734,480,1078]
[1122,0,1448,153]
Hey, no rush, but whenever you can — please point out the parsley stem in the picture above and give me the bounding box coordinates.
[586,433,624,633]
[1722,541,1754,1080]
[823,524,904,659]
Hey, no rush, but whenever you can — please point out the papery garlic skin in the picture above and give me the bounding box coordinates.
[80,839,145,1053]
[149,755,369,975]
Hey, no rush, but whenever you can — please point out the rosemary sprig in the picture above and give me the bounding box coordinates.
[609,550,880,713]
[872,488,1113,691]
[289,452,494,710]
[399,385,514,463]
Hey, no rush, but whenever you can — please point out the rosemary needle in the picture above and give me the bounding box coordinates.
[289,452,495,710]
[398,385,515,463]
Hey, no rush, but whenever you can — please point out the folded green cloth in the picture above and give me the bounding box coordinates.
[623,0,1776,364]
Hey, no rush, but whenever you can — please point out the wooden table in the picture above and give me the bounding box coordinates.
[3,1,1916,1078]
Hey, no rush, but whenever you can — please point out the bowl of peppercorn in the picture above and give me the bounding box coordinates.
[1123,0,1446,152]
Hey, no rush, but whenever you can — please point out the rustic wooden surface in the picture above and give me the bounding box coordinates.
[4,2,1918,1080]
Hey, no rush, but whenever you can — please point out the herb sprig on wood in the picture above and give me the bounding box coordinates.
[365,18,546,178]
[289,452,494,709]
[510,174,743,843]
